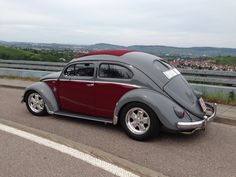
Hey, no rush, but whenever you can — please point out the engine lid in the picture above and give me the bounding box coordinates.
[164,74,204,118]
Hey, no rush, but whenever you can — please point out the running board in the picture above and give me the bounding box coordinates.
[54,111,113,124]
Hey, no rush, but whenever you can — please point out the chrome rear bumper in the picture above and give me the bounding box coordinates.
[177,103,217,130]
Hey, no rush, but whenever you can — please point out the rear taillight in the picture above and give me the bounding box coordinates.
[173,106,185,118]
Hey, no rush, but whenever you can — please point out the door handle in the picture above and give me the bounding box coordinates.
[86,83,94,87]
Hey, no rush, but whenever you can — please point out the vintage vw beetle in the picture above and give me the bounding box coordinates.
[22,50,217,141]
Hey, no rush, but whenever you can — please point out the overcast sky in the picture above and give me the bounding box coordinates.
[0,0,236,48]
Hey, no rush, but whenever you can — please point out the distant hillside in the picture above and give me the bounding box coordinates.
[88,43,127,50]
[1,43,236,65]
[0,45,73,61]
[1,40,236,57]
[85,43,236,57]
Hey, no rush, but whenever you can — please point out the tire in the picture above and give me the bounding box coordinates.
[25,91,47,116]
[120,102,160,141]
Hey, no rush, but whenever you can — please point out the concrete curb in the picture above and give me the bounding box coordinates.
[215,117,236,126]
[0,118,168,177]
[0,84,25,90]
[0,84,235,127]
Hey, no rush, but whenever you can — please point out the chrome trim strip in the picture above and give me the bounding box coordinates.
[177,103,217,130]
[42,79,57,82]
[58,79,141,88]
[95,81,141,88]
[206,103,217,121]
[113,115,118,125]
[54,111,113,124]
[113,102,119,125]
[59,79,94,83]
[177,120,206,130]
[45,104,54,114]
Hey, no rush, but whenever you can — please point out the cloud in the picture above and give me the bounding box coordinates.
[0,0,235,47]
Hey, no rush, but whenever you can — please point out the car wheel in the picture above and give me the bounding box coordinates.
[25,91,47,116]
[120,102,160,141]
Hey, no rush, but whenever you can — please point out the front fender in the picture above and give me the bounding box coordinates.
[22,82,59,114]
[114,89,192,130]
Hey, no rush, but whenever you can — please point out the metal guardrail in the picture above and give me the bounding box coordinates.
[179,68,236,77]
[0,59,236,86]
[178,68,236,86]
[184,75,236,86]
[0,59,65,71]
[0,63,63,72]
[0,59,66,67]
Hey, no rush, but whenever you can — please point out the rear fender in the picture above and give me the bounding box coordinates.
[22,82,59,114]
[114,89,192,130]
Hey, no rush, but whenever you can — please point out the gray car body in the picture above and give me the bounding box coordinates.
[23,51,213,131]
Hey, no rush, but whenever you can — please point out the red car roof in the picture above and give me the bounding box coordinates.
[78,50,132,57]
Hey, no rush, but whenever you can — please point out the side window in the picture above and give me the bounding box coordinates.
[99,63,133,79]
[64,64,75,76]
[64,63,94,77]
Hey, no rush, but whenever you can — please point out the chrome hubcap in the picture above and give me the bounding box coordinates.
[28,93,44,113]
[125,107,150,135]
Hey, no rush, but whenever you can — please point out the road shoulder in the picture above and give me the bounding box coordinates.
[0,118,167,177]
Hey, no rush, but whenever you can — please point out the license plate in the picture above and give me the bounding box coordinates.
[199,97,207,112]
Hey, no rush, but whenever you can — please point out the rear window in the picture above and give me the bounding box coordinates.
[154,60,180,79]
[154,60,172,72]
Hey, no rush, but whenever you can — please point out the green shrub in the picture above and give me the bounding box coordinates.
[228,91,235,101]
[0,45,74,62]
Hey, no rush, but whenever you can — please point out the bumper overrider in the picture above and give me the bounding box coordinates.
[177,103,217,132]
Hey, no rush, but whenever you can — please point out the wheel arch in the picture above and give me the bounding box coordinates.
[113,89,185,130]
[113,90,163,125]
[117,101,157,123]
[23,82,59,114]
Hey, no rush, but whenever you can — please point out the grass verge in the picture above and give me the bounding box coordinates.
[203,91,236,106]
[0,76,39,82]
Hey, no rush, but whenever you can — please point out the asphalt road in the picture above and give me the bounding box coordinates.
[0,130,116,177]
[0,87,236,177]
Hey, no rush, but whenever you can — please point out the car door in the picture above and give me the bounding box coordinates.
[95,63,137,118]
[58,62,96,116]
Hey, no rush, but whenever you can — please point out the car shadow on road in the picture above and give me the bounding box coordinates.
[52,114,206,144]
[158,130,205,140]
[53,114,120,130]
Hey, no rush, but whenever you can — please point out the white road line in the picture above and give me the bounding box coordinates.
[0,123,139,177]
